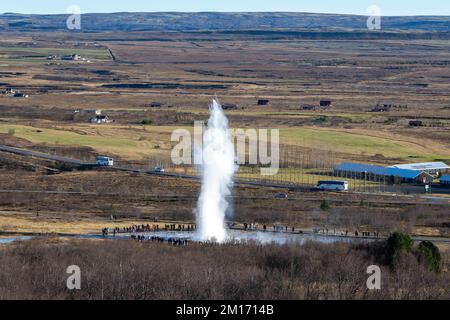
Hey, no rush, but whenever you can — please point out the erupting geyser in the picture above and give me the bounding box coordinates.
[195,99,237,243]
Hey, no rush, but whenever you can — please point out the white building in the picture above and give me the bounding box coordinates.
[91,115,111,124]
[389,162,450,175]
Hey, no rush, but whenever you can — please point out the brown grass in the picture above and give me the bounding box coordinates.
[0,238,448,300]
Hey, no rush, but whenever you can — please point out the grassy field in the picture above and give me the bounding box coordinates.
[280,127,450,162]
[1,122,450,163]
[0,123,158,159]
[1,35,450,166]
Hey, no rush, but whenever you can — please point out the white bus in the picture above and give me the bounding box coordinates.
[316,180,349,191]
[96,156,114,167]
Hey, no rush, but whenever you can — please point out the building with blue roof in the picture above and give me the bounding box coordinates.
[335,162,434,184]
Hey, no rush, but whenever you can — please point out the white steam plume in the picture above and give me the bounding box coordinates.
[195,99,237,243]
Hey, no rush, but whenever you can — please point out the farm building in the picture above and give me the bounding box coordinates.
[147,102,163,108]
[320,100,332,107]
[371,103,392,112]
[13,90,28,98]
[389,162,449,175]
[440,175,450,186]
[221,103,239,110]
[302,105,321,111]
[1,88,17,95]
[409,120,423,127]
[62,54,81,61]
[91,115,112,124]
[335,162,434,184]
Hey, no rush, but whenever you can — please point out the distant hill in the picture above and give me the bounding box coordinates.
[0,12,449,33]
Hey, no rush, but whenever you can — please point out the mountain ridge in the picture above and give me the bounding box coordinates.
[1,12,450,32]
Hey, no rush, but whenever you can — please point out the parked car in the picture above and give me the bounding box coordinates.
[96,156,114,166]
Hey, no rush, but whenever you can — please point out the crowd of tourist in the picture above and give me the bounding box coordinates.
[101,223,195,237]
[130,234,188,246]
[101,222,381,241]
[317,228,381,238]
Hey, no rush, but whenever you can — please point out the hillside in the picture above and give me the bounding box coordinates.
[0,12,450,32]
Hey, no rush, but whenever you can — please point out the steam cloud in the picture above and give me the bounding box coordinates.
[195,99,237,243]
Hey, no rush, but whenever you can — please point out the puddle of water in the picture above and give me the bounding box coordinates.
[110,229,374,245]
[0,230,374,246]
[0,236,33,244]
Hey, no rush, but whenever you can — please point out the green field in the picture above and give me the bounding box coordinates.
[0,123,151,158]
[280,127,450,162]
[1,122,450,164]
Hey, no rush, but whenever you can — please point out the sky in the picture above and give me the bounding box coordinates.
[0,0,449,16]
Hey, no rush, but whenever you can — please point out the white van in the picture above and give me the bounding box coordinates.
[96,156,114,166]
[316,180,349,191]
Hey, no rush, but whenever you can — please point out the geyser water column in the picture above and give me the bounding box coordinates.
[196,99,237,243]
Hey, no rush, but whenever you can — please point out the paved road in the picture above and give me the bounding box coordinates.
[0,144,308,190]
[0,145,87,165]
[1,144,450,204]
